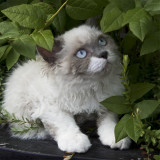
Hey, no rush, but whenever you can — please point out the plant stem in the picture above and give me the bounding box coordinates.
[44,0,69,28]
[122,55,131,104]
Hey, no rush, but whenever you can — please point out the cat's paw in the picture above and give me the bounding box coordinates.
[108,137,131,150]
[99,130,131,150]
[57,132,91,153]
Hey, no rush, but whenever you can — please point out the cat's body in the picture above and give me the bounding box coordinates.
[2,25,131,153]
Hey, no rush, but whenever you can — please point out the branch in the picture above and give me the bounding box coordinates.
[44,0,69,28]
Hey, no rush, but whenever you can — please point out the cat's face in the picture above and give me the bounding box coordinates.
[38,25,120,77]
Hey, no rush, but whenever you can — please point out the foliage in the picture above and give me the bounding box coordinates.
[0,109,43,134]
[0,0,160,159]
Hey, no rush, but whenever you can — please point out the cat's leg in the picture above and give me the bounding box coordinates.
[40,107,91,153]
[97,107,131,149]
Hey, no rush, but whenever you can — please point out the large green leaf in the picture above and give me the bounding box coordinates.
[0,21,19,34]
[141,31,160,55]
[129,15,153,41]
[93,0,108,7]
[0,21,21,39]
[101,96,131,114]
[115,114,130,143]
[135,100,160,119]
[130,83,155,103]
[11,35,36,59]
[109,0,135,12]
[0,39,7,46]
[32,2,55,14]
[52,8,66,34]
[103,3,116,15]
[66,0,103,20]
[6,48,20,70]
[123,7,149,25]
[32,30,54,51]
[1,4,48,29]
[0,45,8,59]
[0,34,20,40]
[100,8,125,33]
[125,115,143,142]
[145,0,160,15]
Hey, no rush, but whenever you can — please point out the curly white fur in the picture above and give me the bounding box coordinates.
[2,25,131,153]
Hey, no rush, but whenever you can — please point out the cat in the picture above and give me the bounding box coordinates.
[2,24,131,153]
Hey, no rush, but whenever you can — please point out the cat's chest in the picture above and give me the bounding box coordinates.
[56,87,100,114]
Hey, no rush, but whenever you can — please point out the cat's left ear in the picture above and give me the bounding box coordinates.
[37,38,63,63]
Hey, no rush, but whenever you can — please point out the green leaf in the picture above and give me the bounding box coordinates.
[18,28,31,35]
[100,8,125,33]
[141,31,160,55]
[135,100,160,119]
[2,4,48,29]
[154,155,160,160]
[134,0,142,7]
[32,2,55,14]
[109,0,135,12]
[115,114,130,143]
[0,45,8,59]
[103,3,116,15]
[129,15,153,41]
[0,21,19,35]
[0,39,7,45]
[130,83,155,103]
[32,30,54,51]
[11,35,36,59]
[0,21,21,39]
[0,45,12,62]
[101,96,131,114]
[0,22,32,40]
[52,8,66,34]
[66,0,103,20]
[92,0,108,7]
[0,34,19,40]
[123,8,149,25]
[125,115,143,142]
[6,49,20,70]
[145,0,160,15]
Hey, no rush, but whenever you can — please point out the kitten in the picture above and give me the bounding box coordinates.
[2,25,131,153]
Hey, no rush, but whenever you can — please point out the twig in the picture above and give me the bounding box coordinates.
[44,0,69,28]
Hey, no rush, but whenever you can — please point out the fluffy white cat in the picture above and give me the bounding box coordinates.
[2,25,131,153]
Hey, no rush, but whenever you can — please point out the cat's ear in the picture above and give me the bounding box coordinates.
[85,16,101,28]
[37,38,63,63]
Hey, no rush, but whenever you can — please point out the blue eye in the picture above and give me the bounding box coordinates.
[76,50,87,58]
[98,38,107,46]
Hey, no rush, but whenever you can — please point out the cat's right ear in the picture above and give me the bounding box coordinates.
[37,38,63,63]
[85,16,101,28]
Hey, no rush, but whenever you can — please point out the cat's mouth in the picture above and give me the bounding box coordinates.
[87,57,110,74]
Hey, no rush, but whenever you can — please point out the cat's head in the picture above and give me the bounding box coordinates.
[37,25,121,77]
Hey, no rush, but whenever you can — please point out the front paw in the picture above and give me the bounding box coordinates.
[98,130,131,149]
[57,132,91,153]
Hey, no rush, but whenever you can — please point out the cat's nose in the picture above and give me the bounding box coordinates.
[99,51,108,59]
